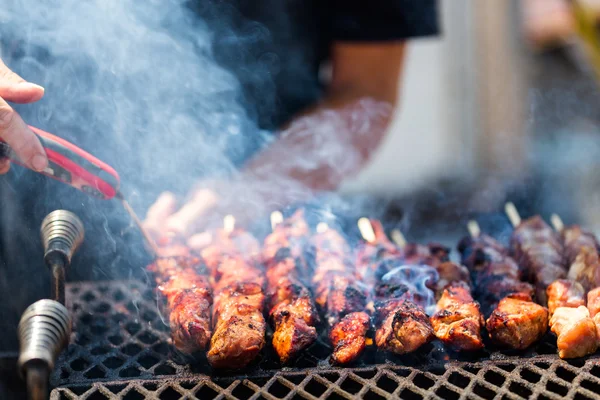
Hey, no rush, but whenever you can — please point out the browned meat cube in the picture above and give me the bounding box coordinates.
[431,282,484,352]
[375,300,434,354]
[486,294,549,350]
[550,306,598,359]
[329,312,370,365]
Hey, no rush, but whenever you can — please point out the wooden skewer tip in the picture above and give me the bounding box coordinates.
[223,214,235,233]
[504,202,521,228]
[357,217,376,243]
[270,211,283,231]
[550,213,565,233]
[390,229,407,249]
[467,220,481,238]
[316,222,329,233]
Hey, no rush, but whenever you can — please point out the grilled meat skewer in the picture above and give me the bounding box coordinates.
[207,254,266,369]
[357,220,436,354]
[509,213,566,305]
[457,232,534,318]
[430,281,484,352]
[544,216,600,359]
[264,211,319,363]
[545,279,596,359]
[199,224,267,369]
[147,254,213,354]
[459,218,547,350]
[311,225,369,365]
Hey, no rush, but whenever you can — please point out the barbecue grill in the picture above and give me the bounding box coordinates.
[11,207,600,400]
[45,278,600,400]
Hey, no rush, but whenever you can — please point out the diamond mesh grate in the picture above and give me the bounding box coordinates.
[50,280,600,399]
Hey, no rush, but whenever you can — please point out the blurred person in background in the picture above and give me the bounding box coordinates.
[520,0,600,225]
[143,1,440,248]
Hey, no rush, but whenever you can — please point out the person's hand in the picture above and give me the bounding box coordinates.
[0,59,48,174]
[143,188,221,250]
[142,177,282,251]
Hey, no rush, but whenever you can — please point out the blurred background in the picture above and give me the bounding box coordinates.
[342,0,600,239]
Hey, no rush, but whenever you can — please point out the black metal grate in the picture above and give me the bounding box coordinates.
[50,280,600,399]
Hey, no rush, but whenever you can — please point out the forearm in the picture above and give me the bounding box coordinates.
[233,42,406,213]
[243,96,393,185]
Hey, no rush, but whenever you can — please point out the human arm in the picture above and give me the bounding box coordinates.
[145,42,405,239]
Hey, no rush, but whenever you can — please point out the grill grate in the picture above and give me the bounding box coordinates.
[50,280,600,399]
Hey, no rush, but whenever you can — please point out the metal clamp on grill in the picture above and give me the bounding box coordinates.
[17,300,71,400]
[40,210,85,305]
[16,210,84,400]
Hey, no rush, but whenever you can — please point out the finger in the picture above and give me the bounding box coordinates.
[165,189,219,236]
[0,59,45,104]
[0,159,10,174]
[143,192,178,232]
[0,97,48,172]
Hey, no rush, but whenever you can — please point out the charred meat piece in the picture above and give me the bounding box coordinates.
[330,312,370,365]
[510,216,566,305]
[458,234,533,317]
[486,293,549,350]
[374,299,434,354]
[263,213,319,363]
[546,279,585,316]
[431,282,484,352]
[550,306,598,359]
[206,254,266,369]
[269,279,319,364]
[311,227,369,364]
[147,256,213,354]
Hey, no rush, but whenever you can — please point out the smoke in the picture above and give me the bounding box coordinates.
[380,263,439,315]
[8,0,274,197]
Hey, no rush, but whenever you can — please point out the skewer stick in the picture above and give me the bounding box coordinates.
[316,222,329,233]
[550,213,565,233]
[357,218,377,244]
[467,220,481,238]
[504,202,522,228]
[390,229,407,250]
[223,214,235,234]
[270,211,283,231]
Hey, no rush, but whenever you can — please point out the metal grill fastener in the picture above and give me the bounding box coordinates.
[40,210,84,305]
[18,299,71,400]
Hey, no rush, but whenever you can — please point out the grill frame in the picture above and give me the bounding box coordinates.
[50,279,600,400]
